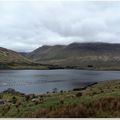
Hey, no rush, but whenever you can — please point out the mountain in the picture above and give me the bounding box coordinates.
[0,47,34,69]
[0,47,62,69]
[0,47,32,64]
[27,42,120,70]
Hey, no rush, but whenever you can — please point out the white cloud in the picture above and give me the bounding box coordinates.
[0,1,120,52]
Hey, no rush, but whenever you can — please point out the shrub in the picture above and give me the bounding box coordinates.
[60,100,64,105]
[25,95,30,101]
[0,94,3,99]
[53,88,58,93]
[12,96,17,104]
[87,65,93,68]
[60,90,63,93]
[76,92,82,97]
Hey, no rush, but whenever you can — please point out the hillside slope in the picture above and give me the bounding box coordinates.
[0,47,61,69]
[0,47,32,64]
[0,47,34,69]
[27,42,120,69]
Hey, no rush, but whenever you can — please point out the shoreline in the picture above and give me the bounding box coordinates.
[1,66,120,71]
[0,80,120,117]
[0,81,98,96]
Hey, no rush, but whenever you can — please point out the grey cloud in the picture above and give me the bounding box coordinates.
[0,1,120,52]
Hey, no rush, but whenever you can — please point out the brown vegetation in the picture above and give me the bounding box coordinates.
[24,97,120,118]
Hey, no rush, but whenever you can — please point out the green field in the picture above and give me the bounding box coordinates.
[0,80,120,118]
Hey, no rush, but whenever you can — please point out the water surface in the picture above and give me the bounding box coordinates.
[0,69,120,94]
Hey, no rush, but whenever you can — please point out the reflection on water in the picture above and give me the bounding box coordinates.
[0,70,120,94]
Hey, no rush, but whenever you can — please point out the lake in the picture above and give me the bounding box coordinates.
[0,69,120,94]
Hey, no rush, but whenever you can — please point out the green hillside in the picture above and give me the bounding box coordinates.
[0,47,48,69]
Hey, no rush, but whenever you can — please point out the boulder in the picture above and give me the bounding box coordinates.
[0,99,5,105]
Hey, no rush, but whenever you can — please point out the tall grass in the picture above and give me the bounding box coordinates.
[24,97,120,118]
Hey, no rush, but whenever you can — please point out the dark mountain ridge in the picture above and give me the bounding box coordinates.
[27,42,120,70]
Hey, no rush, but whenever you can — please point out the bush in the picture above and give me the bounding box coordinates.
[25,95,30,101]
[60,100,64,105]
[12,96,17,104]
[60,90,63,93]
[87,65,93,68]
[76,92,82,97]
[53,88,58,93]
[0,94,3,99]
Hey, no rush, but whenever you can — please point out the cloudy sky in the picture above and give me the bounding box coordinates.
[0,1,120,52]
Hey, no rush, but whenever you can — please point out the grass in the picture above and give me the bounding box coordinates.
[0,80,120,118]
[0,62,64,70]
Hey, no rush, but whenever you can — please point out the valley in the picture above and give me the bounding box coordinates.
[2,42,120,70]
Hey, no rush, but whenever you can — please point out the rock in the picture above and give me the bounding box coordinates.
[2,88,25,96]
[31,98,44,104]
[31,98,39,102]
[73,87,86,91]
[3,88,16,94]
[0,99,5,105]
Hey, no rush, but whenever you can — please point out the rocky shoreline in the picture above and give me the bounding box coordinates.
[0,80,120,117]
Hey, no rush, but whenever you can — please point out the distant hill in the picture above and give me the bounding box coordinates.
[0,47,61,69]
[0,47,34,69]
[0,47,31,64]
[27,42,120,70]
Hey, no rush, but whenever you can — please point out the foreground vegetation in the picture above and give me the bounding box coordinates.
[0,80,120,118]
